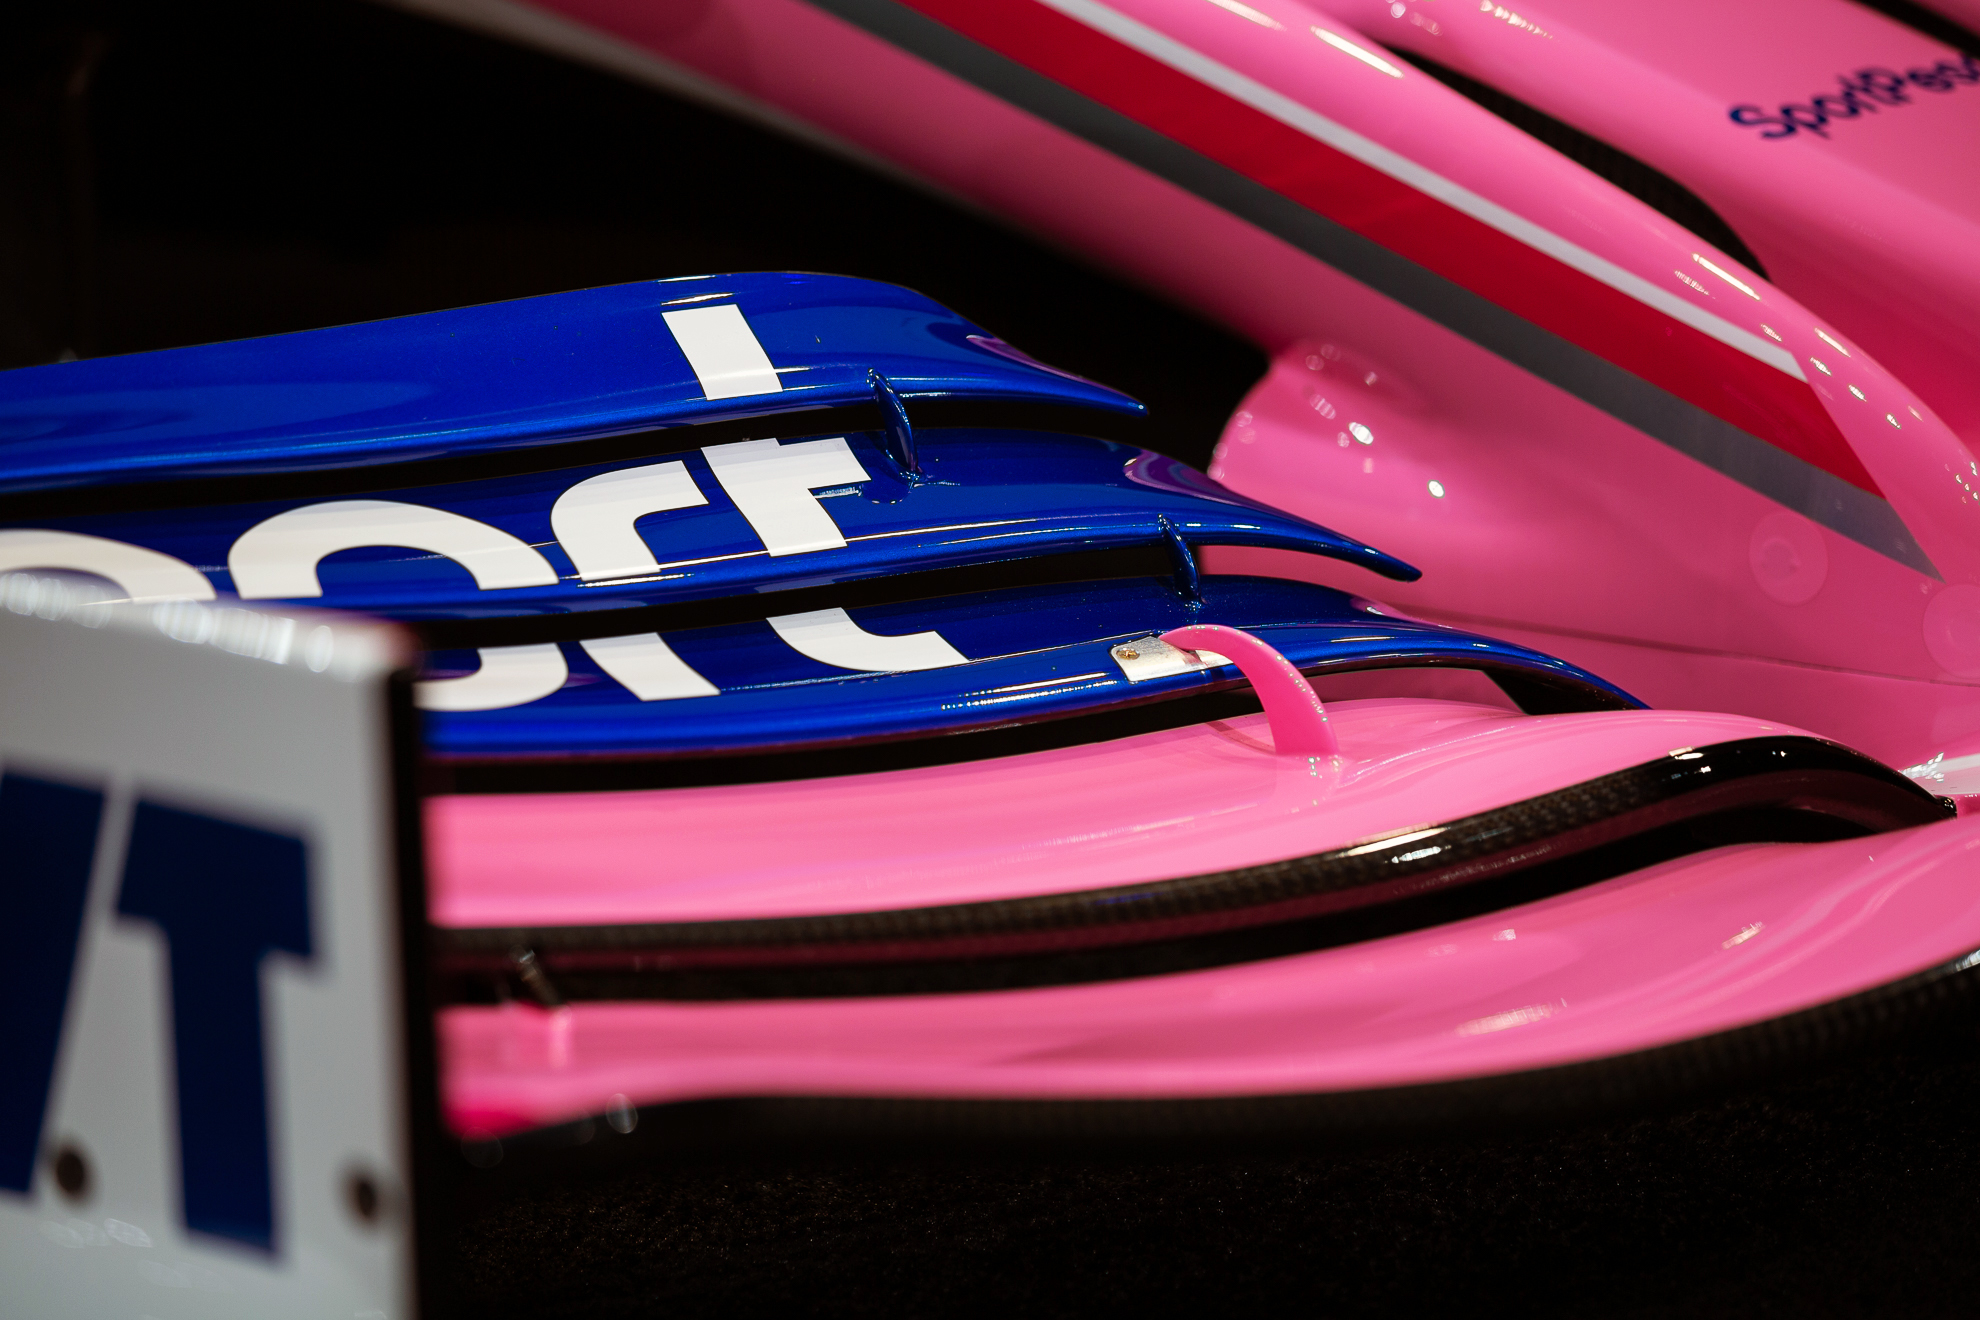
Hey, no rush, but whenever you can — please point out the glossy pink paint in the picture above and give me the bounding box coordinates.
[1120,0,1980,570]
[429,700,1806,928]
[442,812,1980,1135]
[411,0,1980,1121]
[1318,0,1980,455]
[497,0,1980,766]
[1203,341,1957,767]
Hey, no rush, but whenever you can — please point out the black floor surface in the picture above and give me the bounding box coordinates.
[450,1020,1980,1316]
[3,0,1261,469]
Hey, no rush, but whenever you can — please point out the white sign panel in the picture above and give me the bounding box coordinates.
[0,580,428,1318]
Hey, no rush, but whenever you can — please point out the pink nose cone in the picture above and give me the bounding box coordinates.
[1158,623,1340,758]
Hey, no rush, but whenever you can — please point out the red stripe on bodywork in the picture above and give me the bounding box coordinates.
[899,0,1875,494]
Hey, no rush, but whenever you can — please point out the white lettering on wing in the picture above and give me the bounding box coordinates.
[702,438,869,557]
[229,500,558,598]
[417,643,569,711]
[663,304,784,400]
[580,633,719,701]
[768,607,967,672]
[551,462,708,581]
[0,529,215,603]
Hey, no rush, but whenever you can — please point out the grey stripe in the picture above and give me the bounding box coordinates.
[807,0,1935,575]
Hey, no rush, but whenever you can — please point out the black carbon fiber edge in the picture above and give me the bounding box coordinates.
[454,943,1980,1172]
[439,736,1947,999]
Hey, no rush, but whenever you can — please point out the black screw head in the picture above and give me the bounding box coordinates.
[51,1144,89,1201]
[345,1169,382,1225]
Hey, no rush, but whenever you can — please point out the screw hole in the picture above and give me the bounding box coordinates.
[51,1144,89,1201]
[345,1169,384,1226]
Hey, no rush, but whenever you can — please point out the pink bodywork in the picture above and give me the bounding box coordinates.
[432,687,1962,1134]
[494,0,1980,768]
[1321,0,1980,456]
[429,699,1806,928]
[420,0,1980,1125]
[446,812,1980,1135]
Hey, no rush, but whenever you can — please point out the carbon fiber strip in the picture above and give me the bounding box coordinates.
[438,736,1949,1000]
[454,943,1980,1169]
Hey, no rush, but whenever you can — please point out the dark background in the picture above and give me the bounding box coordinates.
[0,0,1260,467]
[10,3,1980,1314]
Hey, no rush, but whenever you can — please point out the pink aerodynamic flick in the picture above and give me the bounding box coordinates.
[441,813,1980,1137]
[1160,623,1339,756]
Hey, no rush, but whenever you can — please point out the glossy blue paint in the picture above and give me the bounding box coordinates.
[0,273,1639,760]
[0,273,1142,495]
[424,576,1639,758]
[41,431,1420,606]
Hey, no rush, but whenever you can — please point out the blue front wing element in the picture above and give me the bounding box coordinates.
[0,270,1638,761]
[44,431,1418,610]
[425,576,1639,758]
[0,273,1144,495]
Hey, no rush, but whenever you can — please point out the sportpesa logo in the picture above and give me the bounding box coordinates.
[1729,56,1980,139]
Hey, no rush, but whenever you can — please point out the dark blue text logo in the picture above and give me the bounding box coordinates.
[1730,56,1980,139]
[0,777,311,1253]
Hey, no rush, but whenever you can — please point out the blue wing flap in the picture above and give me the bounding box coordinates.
[424,576,1637,758]
[26,432,1419,607]
[0,274,1143,494]
[0,271,1643,763]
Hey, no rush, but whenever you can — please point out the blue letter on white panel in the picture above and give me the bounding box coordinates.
[0,775,104,1195]
[116,802,311,1252]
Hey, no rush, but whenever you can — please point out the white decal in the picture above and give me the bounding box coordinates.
[663,304,784,400]
[550,461,708,581]
[416,642,569,711]
[579,633,719,700]
[229,500,558,598]
[702,437,869,557]
[0,529,214,603]
[768,607,967,672]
